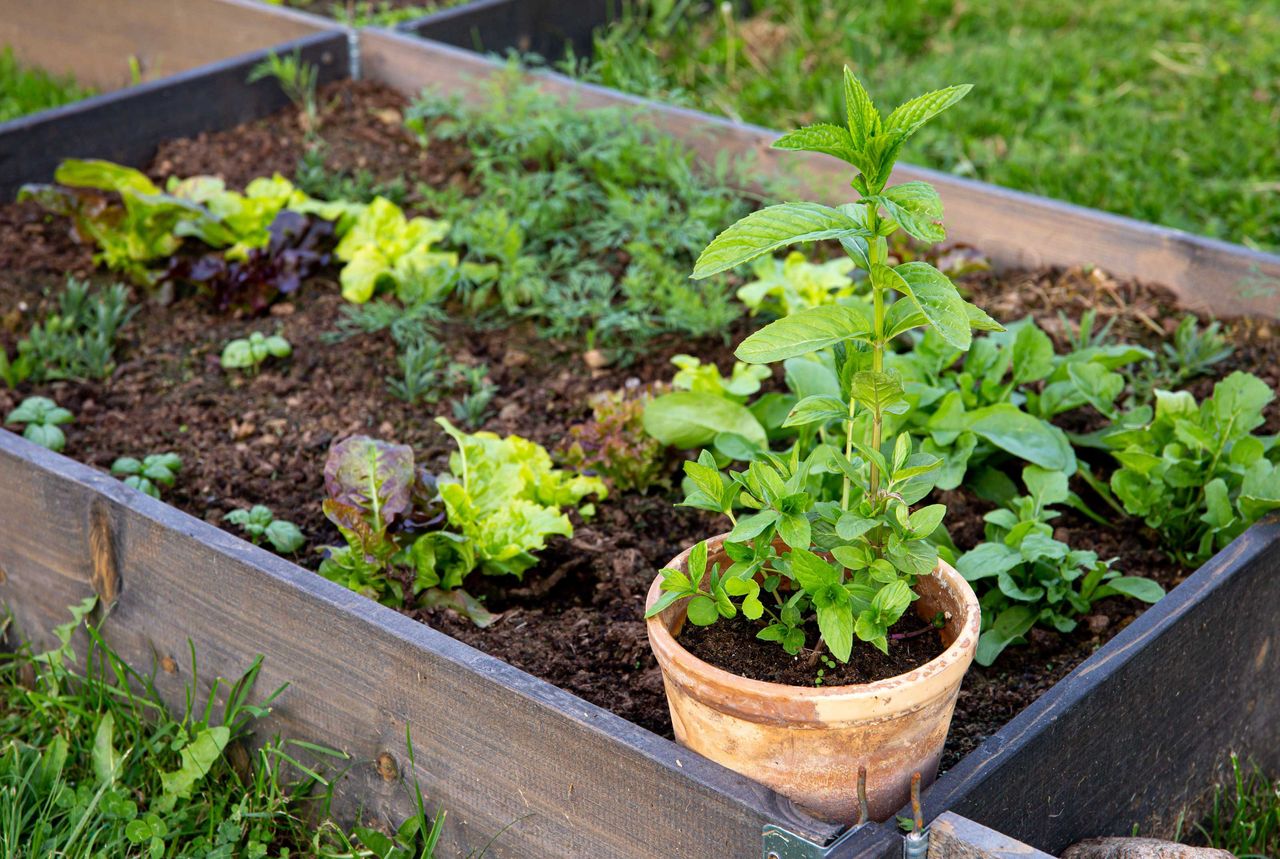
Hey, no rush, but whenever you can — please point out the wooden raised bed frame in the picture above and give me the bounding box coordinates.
[1,17,1279,859]
[0,0,347,199]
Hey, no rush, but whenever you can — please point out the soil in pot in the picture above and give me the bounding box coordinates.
[2,79,1278,772]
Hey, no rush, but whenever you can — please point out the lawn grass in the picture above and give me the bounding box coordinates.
[575,0,1280,251]
[1185,755,1280,859]
[0,46,94,124]
[0,599,445,858]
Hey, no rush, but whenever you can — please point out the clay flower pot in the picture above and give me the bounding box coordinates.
[645,533,980,823]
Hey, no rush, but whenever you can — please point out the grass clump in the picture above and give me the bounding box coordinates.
[0,46,93,123]
[0,599,445,858]
[1184,755,1280,859]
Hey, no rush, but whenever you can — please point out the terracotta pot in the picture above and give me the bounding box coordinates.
[645,533,980,823]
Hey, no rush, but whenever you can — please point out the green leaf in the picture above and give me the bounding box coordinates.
[686,595,719,626]
[25,423,67,452]
[884,85,973,140]
[956,541,1022,581]
[893,262,971,351]
[643,392,768,450]
[789,547,840,592]
[264,520,305,553]
[158,726,230,810]
[776,513,811,551]
[816,597,854,662]
[92,712,121,784]
[908,504,946,537]
[963,404,1077,473]
[783,395,848,428]
[692,203,868,279]
[1011,322,1055,384]
[975,605,1035,666]
[842,67,881,149]
[872,579,913,620]
[836,513,877,541]
[773,123,859,164]
[726,510,780,542]
[877,182,944,243]
[1097,576,1165,604]
[735,304,871,364]
[850,370,907,417]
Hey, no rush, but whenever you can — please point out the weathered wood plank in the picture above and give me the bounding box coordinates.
[912,519,1280,853]
[0,32,348,200]
[929,813,1055,859]
[0,0,335,91]
[0,429,841,857]
[363,27,1280,319]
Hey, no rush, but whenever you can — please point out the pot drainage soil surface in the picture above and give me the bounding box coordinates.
[3,80,1276,770]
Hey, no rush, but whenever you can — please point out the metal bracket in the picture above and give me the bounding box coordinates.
[762,822,870,859]
[902,828,929,859]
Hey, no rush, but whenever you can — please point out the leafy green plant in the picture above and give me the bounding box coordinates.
[737,250,863,317]
[388,339,450,405]
[406,67,750,354]
[111,453,182,499]
[956,465,1164,664]
[1128,315,1234,404]
[449,365,498,430]
[5,396,74,452]
[561,383,670,493]
[295,147,409,206]
[248,51,320,136]
[334,197,461,304]
[1186,755,1280,859]
[318,426,606,624]
[0,277,133,387]
[225,505,305,554]
[1105,371,1280,565]
[0,47,93,121]
[220,331,292,373]
[889,318,1150,489]
[649,70,1000,662]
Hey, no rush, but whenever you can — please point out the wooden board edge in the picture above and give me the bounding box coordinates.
[928,813,1055,859]
[0,428,843,851]
[358,26,1280,319]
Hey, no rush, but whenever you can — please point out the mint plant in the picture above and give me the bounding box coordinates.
[225,505,305,554]
[956,466,1164,665]
[111,453,182,499]
[649,71,1001,661]
[1105,371,1280,565]
[5,396,74,452]
[220,332,292,373]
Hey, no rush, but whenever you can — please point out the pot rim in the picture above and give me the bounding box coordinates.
[645,532,981,715]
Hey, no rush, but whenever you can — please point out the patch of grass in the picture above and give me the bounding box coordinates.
[0,46,94,123]
[0,599,446,858]
[1185,755,1280,859]
[573,0,1280,250]
[260,0,469,28]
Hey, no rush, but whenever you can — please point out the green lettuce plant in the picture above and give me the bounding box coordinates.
[956,466,1164,665]
[561,384,670,494]
[318,425,606,625]
[649,70,1002,661]
[5,396,74,452]
[332,197,460,304]
[737,250,863,317]
[1105,371,1280,565]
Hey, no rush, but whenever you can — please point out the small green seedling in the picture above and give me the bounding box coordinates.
[5,396,73,451]
[220,332,292,373]
[112,453,182,499]
[225,505,304,553]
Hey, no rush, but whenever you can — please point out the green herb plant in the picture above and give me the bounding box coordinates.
[955,465,1164,664]
[225,505,305,554]
[5,396,74,452]
[649,71,1002,662]
[1105,371,1280,565]
[0,46,93,122]
[0,278,133,387]
[248,51,320,137]
[111,453,182,499]
[220,331,292,373]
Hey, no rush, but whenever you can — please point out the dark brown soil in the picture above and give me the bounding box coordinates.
[3,79,1277,771]
[681,612,945,687]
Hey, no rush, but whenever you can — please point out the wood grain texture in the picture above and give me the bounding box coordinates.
[0,429,841,857]
[929,813,1055,859]
[912,519,1280,853]
[0,0,335,91]
[0,32,348,200]
[363,26,1280,319]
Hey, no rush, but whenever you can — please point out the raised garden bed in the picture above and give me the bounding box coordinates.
[3,20,1280,858]
[0,0,345,199]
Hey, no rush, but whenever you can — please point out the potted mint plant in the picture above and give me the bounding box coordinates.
[645,70,995,823]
